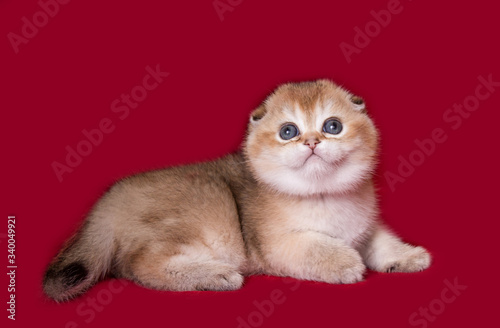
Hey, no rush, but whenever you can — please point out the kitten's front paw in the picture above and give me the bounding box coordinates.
[384,246,431,273]
[331,248,366,284]
[195,267,244,291]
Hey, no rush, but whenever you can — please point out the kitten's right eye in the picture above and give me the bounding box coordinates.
[279,124,299,140]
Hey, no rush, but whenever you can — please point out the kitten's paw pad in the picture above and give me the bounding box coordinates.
[195,269,243,291]
[331,249,366,284]
[384,246,431,273]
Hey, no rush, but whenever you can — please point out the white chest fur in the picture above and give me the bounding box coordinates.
[282,192,377,247]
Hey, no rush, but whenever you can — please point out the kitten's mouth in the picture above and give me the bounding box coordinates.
[303,153,326,165]
[301,151,347,169]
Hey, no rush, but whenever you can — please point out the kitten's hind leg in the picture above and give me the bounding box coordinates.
[359,224,431,273]
[126,246,244,291]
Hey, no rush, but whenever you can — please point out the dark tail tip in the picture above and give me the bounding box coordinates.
[60,262,88,287]
[43,262,89,302]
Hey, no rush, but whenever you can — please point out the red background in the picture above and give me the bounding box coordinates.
[1,0,499,327]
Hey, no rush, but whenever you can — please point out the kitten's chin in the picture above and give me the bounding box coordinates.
[252,158,373,196]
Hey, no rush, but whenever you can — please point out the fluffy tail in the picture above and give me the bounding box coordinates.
[43,219,115,302]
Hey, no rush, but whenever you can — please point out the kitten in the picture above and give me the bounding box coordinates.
[43,79,431,302]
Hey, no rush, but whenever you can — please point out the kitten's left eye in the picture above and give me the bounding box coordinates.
[279,124,299,140]
[323,118,343,135]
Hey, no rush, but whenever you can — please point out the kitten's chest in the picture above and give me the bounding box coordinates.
[283,193,376,247]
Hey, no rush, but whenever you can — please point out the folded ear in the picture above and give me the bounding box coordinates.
[350,95,366,113]
[250,105,267,123]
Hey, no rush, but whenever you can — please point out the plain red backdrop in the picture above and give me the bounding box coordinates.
[1,0,499,327]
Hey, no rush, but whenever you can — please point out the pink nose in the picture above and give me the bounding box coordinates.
[304,138,320,150]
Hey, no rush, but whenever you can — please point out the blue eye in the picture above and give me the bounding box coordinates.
[323,118,343,135]
[279,124,299,140]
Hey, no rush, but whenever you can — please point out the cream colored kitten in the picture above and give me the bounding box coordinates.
[43,79,431,302]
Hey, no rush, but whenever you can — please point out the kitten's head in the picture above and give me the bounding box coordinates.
[244,79,378,196]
